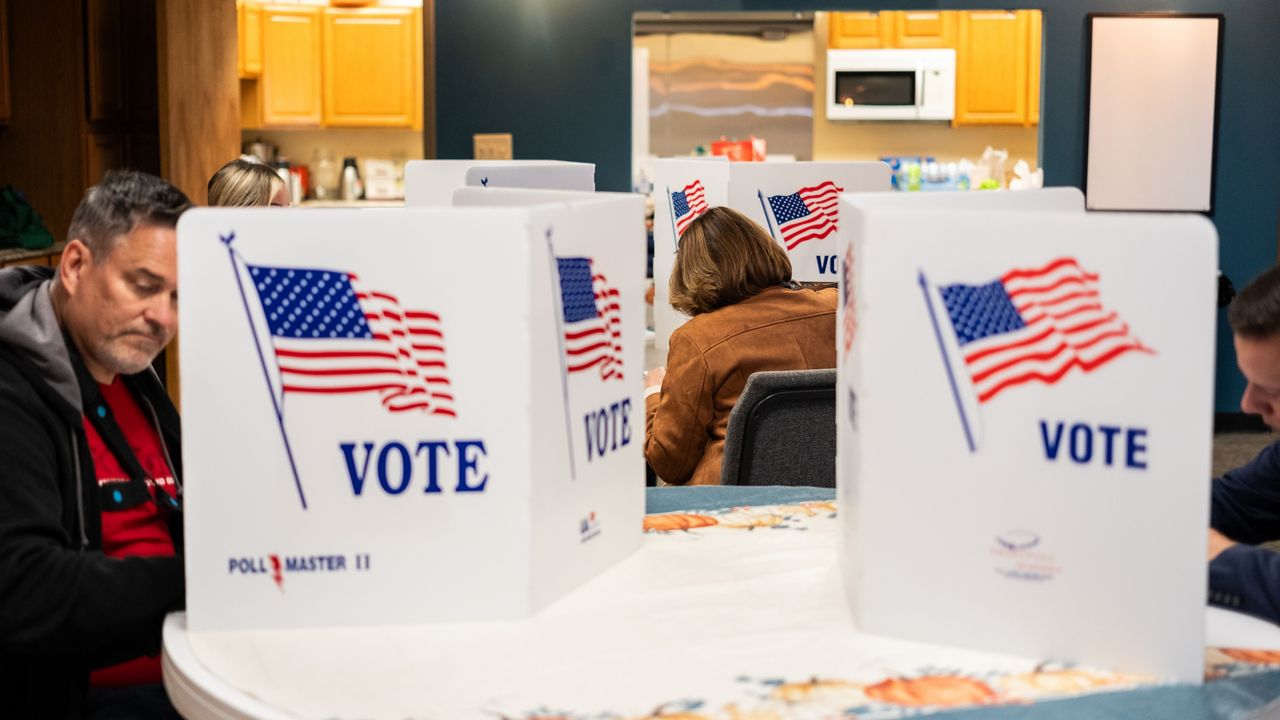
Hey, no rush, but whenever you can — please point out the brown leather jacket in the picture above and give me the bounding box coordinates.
[645,285,837,485]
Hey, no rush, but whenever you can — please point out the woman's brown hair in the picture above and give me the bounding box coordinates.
[669,206,793,316]
[207,157,287,207]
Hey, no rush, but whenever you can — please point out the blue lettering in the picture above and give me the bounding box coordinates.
[1039,420,1064,460]
[620,398,632,446]
[582,398,634,461]
[340,442,376,495]
[1069,423,1093,463]
[816,255,838,274]
[415,441,449,493]
[594,409,607,458]
[377,442,412,494]
[456,440,488,492]
[228,557,265,574]
[1039,421,1148,470]
[1098,425,1121,465]
[341,439,493,494]
[609,401,621,451]
[1126,428,1148,469]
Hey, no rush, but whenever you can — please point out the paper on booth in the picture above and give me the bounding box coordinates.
[178,204,642,632]
[836,204,1216,683]
[403,160,595,206]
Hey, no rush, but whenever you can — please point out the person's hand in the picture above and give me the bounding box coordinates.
[1208,528,1237,561]
[644,366,666,389]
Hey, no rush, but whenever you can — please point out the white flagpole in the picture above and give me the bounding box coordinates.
[221,233,309,509]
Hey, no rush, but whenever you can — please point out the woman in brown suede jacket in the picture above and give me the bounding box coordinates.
[645,207,837,485]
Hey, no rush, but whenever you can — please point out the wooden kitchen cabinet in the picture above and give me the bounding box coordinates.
[257,5,322,127]
[954,11,1031,126]
[322,7,421,128]
[86,0,125,123]
[828,12,891,49]
[0,0,10,123]
[1027,10,1042,126]
[83,132,125,185]
[237,0,263,79]
[892,11,956,49]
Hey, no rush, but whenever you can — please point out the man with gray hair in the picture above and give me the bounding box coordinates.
[0,170,191,718]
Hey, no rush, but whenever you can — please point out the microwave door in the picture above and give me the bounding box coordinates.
[914,66,925,120]
[832,70,917,120]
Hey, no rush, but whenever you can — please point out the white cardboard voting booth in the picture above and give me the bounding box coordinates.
[836,200,1217,683]
[652,158,890,353]
[404,160,595,206]
[177,200,644,632]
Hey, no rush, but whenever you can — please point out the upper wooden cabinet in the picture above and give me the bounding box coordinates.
[238,0,263,79]
[258,5,322,127]
[828,12,891,49]
[893,11,956,49]
[322,7,421,128]
[243,4,423,130]
[1027,10,1042,127]
[954,11,1031,126]
[86,0,125,122]
[825,10,1041,127]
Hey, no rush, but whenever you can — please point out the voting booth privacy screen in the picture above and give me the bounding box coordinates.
[178,200,644,632]
[653,159,890,352]
[836,199,1217,683]
[404,160,596,206]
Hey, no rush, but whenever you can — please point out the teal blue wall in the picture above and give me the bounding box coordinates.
[435,1,1280,412]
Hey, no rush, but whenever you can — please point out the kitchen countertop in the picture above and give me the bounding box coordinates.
[299,199,404,208]
[0,241,65,266]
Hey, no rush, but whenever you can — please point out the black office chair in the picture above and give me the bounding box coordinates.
[719,369,837,487]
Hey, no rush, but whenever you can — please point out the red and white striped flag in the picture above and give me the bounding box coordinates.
[558,257,623,381]
[939,257,1152,404]
[672,180,709,237]
[247,264,455,416]
[766,180,843,250]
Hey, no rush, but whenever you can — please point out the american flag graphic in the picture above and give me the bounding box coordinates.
[939,257,1151,404]
[558,257,623,381]
[767,180,844,250]
[671,180,708,237]
[247,264,455,416]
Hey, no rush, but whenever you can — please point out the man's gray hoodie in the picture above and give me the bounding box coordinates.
[0,265,184,719]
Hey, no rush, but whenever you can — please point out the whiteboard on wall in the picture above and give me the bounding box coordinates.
[1084,15,1222,212]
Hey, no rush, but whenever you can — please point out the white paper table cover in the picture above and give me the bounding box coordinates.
[164,499,1280,719]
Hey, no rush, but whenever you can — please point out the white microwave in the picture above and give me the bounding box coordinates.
[826,48,956,121]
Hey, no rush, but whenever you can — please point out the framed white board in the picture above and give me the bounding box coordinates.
[1084,14,1222,212]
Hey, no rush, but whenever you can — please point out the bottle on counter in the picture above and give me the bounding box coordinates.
[340,157,362,201]
[311,148,338,200]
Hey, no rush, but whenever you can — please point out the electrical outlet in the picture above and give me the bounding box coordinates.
[473,133,513,160]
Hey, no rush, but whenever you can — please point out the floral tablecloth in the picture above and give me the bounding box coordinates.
[178,491,1280,720]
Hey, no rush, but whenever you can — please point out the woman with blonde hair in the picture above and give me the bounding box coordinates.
[207,156,289,207]
[644,206,837,485]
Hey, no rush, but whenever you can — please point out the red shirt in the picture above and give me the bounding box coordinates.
[83,378,177,688]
